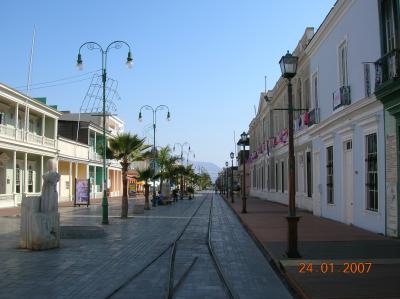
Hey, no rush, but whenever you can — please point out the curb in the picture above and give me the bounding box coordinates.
[221,194,308,299]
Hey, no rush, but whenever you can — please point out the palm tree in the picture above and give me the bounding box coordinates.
[137,167,155,210]
[108,133,151,218]
[156,146,180,194]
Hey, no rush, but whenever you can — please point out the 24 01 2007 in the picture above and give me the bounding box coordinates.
[298,262,372,274]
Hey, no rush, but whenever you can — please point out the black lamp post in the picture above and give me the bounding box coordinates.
[230,152,234,203]
[279,50,300,258]
[225,161,229,197]
[139,105,171,207]
[240,132,248,213]
[76,41,133,225]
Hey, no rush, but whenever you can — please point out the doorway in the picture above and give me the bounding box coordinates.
[343,140,354,224]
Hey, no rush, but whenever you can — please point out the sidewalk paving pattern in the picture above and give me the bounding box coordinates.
[226,194,400,299]
[0,193,293,299]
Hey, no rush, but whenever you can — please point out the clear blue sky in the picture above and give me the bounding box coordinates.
[0,0,335,168]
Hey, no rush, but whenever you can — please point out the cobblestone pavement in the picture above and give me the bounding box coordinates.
[0,193,293,298]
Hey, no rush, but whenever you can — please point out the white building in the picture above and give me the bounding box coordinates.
[0,83,60,207]
[307,0,386,234]
[249,28,316,211]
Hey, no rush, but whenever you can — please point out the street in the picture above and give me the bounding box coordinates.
[0,193,293,299]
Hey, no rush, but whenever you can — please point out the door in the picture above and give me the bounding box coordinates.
[0,166,5,194]
[343,140,354,224]
[313,152,321,216]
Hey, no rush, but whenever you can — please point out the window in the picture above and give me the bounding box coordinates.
[275,163,278,192]
[382,0,397,53]
[366,133,378,211]
[28,166,33,193]
[296,79,302,118]
[281,161,285,193]
[0,112,5,125]
[304,78,310,109]
[16,164,20,193]
[312,73,319,109]
[338,41,348,87]
[306,152,312,198]
[326,146,334,204]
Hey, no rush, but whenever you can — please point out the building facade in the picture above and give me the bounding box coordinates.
[307,0,385,234]
[0,84,60,207]
[247,0,395,236]
[249,28,316,212]
[374,0,400,237]
[57,112,124,201]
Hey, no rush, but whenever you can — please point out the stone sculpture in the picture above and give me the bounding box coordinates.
[20,159,60,250]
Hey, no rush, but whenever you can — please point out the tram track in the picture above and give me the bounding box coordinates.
[107,192,239,299]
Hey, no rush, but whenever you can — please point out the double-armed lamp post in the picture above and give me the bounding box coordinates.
[230,152,234,203]
[76,40,133,225]
[173,142,191,200]
[139,105,170,206]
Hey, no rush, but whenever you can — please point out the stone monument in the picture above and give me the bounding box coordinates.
[20,159,60,250]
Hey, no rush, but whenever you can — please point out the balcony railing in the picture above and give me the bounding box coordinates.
[308,107,320,127]
[333,86,351,110]
[0,125,55,148]
[375,49,400,90]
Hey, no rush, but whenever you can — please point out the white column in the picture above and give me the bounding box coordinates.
[94,166,97,196]
[53,118,57,140]
[24,153,28,194]
[42,114,45,144]
[15,104,19,129]
[69,161,72,200]
[40,156,44,192]
[94,132,97,159]
[75,162,79,179]
[25,107,30,141]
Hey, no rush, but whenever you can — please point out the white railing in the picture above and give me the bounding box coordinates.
[0,124,16,138]
[89,149,102,161]
[58,138,89,160]
[27,132,43,144]
[44,137,56,147]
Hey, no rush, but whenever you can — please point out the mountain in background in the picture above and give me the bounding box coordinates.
[190,161,221,182]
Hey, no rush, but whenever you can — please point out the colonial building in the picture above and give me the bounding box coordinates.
[248,28,316,211]
[57,112,124,201]
[307,0,385,235]
[374,0,400,237]
[0,83,60,207]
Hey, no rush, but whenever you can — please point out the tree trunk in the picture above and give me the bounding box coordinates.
[144,183,150,210]
[121,163,129,219]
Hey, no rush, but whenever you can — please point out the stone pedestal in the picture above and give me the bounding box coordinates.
[20,196,60,250]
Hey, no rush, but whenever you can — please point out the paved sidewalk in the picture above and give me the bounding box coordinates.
[224,193,400,299]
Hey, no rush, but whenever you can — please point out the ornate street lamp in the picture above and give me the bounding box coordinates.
[230,152,234,203]
[76,40,133,225]
[139,105,171,206]
[279,50,300,258]
[240,132,248,213]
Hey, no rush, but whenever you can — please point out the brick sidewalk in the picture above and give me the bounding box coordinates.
[225,193,400,299]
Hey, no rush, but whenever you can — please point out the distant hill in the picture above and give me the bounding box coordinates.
[190,161,221,182]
